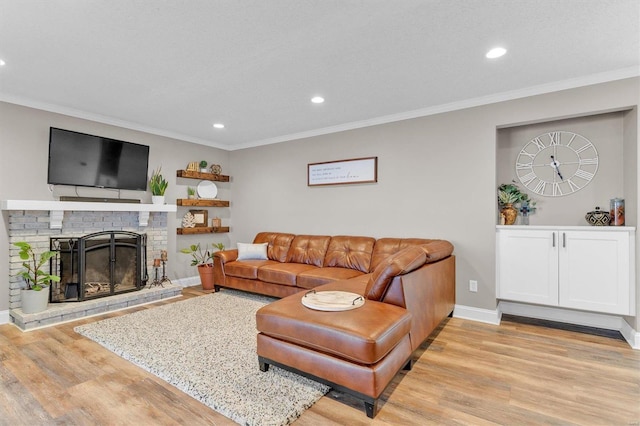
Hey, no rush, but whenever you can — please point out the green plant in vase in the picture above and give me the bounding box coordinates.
[14,242,60,290]
[187,186,196,199]
[149,167,168,196]
[14,241,61,314]
[497,182,533,225]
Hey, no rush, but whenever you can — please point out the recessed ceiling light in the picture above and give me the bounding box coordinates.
[0,59,5,66]
[486,47,507,59]
[213,123,225,129]
[311,96,325,104]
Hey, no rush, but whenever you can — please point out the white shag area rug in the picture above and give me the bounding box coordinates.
[74,290,329,426]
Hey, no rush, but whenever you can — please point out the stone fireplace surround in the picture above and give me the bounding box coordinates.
[2,200,180,330]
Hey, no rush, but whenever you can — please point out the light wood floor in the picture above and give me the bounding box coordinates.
[1,286,639,425]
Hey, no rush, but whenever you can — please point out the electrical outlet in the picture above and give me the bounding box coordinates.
[469,280,478,292]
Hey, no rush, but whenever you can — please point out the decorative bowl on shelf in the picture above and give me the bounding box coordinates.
[585,207,610,226]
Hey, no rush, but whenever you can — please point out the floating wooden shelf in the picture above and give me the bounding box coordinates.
[176,170,230,182]
[176,226,230,235]
[176,199,229,207]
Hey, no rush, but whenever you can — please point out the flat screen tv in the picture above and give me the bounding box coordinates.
[48,127,150,191]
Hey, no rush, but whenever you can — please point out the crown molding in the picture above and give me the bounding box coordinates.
[0,93,228,150]
[235,67,639,150]
[2,67,637,152]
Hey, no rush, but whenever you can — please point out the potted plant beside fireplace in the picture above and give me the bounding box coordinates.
[180,242,224,290]
[14,242,60,314]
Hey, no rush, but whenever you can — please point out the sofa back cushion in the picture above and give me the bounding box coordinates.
[365,245,427,301]
[370,238,433,272]
[287,235,331,267]
[323,235,376,273]
[253,232,296,262]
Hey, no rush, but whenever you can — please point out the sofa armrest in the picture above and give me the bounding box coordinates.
[214,249,238,264]
[420,240,454,263]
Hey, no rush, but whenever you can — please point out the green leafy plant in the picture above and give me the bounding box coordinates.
[180,243,212,266]
[180,242,226,266]
[199,160,208,169]
[498,182,533,206]
[187,186,196,197]
[14,242,60,290]
[149,167,168,196]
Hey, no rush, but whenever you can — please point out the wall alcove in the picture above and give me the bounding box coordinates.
[496,108,638,227]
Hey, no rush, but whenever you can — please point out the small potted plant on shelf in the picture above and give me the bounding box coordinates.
[199,160,208,173]
[14,242,60,314]
[497,182,535,225]
[180,242,225,290]
[149,166,169,204]
[187,186,196,199]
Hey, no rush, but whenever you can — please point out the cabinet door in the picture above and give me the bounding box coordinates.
[559,231,631,315]
[497,230,559,305]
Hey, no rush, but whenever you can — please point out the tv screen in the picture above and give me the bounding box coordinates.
[48,128,150,191]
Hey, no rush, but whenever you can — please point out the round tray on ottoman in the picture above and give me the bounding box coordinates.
[301,290,365,311]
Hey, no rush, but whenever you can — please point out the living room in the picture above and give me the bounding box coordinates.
[0,1,639,424]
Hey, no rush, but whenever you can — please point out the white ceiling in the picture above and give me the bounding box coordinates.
[1,1,638,151]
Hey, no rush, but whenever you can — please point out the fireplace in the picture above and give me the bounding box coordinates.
[50,231,148,302]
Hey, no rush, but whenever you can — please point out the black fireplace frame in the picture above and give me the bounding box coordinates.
[50,231,148,302]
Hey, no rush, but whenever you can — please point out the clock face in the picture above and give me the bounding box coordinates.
[515,131,598,197]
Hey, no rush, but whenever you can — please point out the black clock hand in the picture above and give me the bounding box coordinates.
[550,155,564,181]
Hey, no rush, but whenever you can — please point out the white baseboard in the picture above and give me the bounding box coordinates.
[171,275,201,288]
[0,309,9,325]
[620,320,640,349]
[453,304,502,325]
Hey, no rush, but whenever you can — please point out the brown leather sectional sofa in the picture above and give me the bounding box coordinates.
[213,232,455,418]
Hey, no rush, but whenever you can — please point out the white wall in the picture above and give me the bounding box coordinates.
[0,102,230,312]
[230,78,640,311]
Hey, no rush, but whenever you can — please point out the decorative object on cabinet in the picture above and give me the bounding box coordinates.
[585,207,610,226]
[182,212,196,228]
[518,201,536,225]
[209,164,222,175]
[189,209,208,227]
[610,198,625,226]
[186,161,199,171]
[498,182,534,225]
[197,180,218,199]
[149,166,168,205]
[199,160,208,172]
[515,131,598,197]
[187,186,196,199]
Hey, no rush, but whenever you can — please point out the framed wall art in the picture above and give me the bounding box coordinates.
[308,157,378,186]
[189,209,208,227]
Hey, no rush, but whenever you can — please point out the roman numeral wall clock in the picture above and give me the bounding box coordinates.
[515,130,599,197]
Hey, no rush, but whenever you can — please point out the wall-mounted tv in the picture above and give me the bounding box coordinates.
[48,127,150,191]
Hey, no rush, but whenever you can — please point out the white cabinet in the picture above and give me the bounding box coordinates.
[497,226,635,316]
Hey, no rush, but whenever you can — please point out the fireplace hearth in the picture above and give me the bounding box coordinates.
[50,231,148,302]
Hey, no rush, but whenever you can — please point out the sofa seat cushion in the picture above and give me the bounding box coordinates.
[225,260,279,279]
[296,267,365,289]
[256,285,412,365]
[257,263,319,286]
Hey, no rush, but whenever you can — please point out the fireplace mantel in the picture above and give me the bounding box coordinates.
[1,199,177,228]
